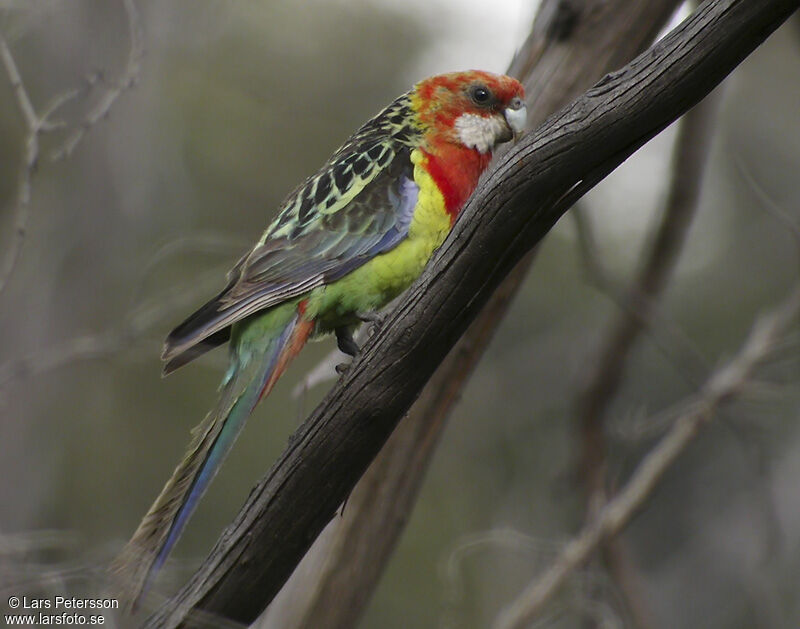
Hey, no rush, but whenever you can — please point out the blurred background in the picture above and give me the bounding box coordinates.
[1,1,799,628]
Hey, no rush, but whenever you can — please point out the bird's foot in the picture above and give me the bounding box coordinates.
[335,326,360,357]
[356,310,385,325]
[335,327,360,375]
[356,311,385,338]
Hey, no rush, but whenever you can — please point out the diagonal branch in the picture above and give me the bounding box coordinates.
[259,1,683,627]
[493,283,800,629]
[146,1,800,626]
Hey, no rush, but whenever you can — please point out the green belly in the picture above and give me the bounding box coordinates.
[306,149,451,333]
[305,235,440,332]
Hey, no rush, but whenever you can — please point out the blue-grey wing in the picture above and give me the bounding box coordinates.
[162,147,418,371]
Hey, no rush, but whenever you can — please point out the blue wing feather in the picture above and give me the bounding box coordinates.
[163,145,419,370]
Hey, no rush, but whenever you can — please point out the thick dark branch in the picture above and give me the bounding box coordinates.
[148,1,800,626]
[260,1,682,627]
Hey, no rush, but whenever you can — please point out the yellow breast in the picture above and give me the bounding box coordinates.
[306,148,454,325]
[408,148,452,243]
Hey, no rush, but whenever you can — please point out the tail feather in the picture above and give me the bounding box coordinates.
[112,306,313,611]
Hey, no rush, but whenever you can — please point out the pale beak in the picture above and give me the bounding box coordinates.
[504,96,527,141]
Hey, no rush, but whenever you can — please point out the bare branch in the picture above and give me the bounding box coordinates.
[143,1,800,626]
[0,0,142,297]
[0,32,37,129]
[735,155,800,274]
[0,268,223,393]
[51,0,144,161]
[38,87,83,131]
[0,333,122,391]
[493,284,800,629]
[0,31,39,297]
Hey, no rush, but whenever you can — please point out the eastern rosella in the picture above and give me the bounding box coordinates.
[115,70,526,605]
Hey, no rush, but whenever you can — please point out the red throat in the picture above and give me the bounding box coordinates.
[422,145,492,224]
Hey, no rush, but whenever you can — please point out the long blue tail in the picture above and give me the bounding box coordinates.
[112,307,313,610]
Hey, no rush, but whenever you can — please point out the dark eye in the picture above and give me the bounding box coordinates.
[470,85,492,105]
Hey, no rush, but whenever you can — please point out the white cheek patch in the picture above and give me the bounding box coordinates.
[504,106,527,135]
[454,113,506,153]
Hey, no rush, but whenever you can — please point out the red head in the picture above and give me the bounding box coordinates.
[411,70,526,154]
[408,71,526,221]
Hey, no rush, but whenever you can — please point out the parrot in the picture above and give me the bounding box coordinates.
[113,69,526,607]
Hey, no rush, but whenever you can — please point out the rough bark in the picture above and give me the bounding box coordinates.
[259,1,683,628]
[147,1,800,626]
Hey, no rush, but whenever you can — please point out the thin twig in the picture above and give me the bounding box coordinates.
[493,284,800,629]
[0,333,122,390]
[0,0,142,297]
[51,0,144,161]
[37,87,82,131]
[735,154,800,276]
[0,33,37,128]
[0,31,40,297]
[0,269,223,393]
